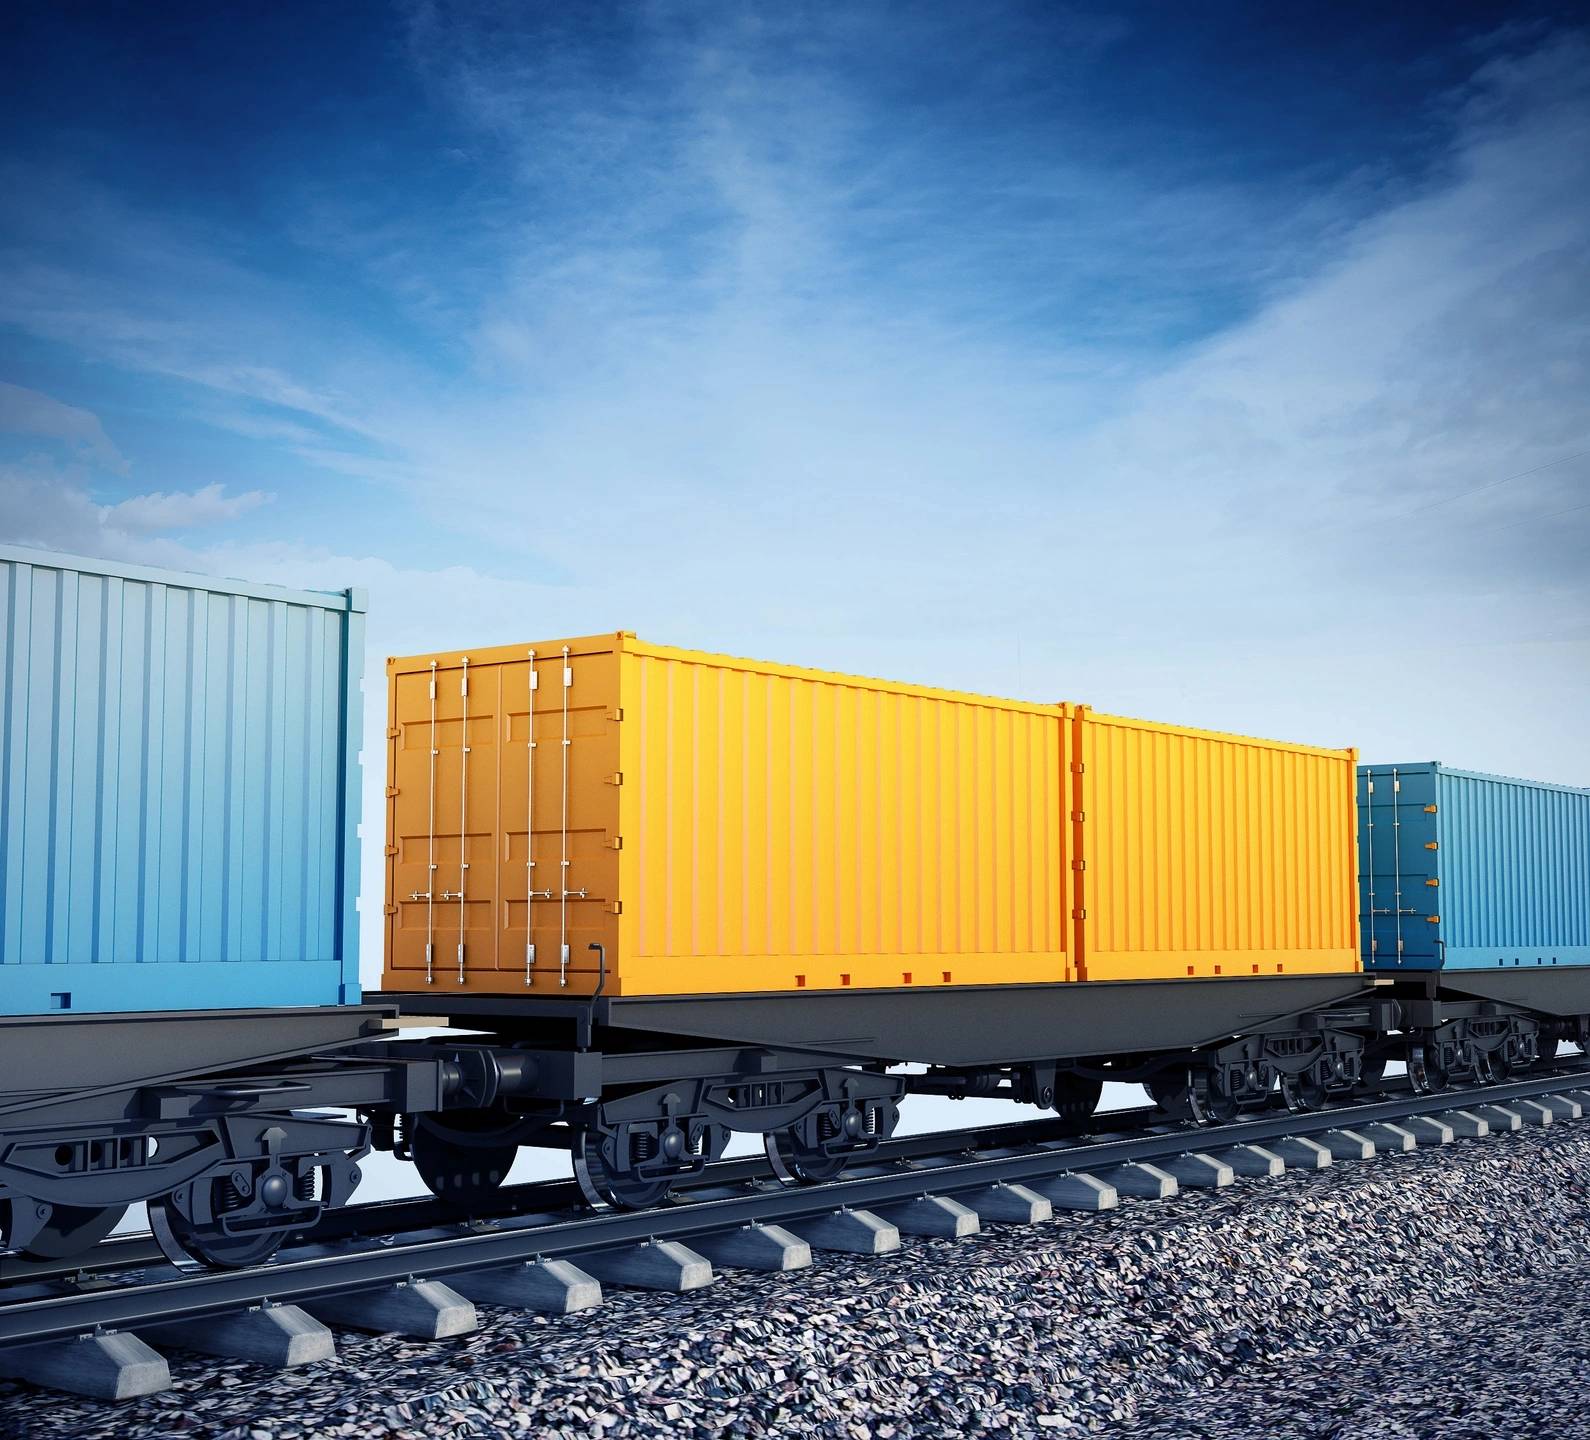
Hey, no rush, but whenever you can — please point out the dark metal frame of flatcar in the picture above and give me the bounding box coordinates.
[4,1061,1587,1348]
[1394,967,1590,1020]
[375,972,1385,1065]
[1377,972,1590,1081]
[371,976,1398,1194]
[0,1007,394,1104]
[0,1007,447,1257]
[378,969,1590,1119]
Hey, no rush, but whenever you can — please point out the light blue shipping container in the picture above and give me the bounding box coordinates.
[0,544,365,1015]
[1358,761,1590,972]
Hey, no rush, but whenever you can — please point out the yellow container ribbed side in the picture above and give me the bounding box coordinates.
[1074,709,1359,981]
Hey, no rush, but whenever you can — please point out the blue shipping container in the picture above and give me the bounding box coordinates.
[0,544,365,1015]
[1358,761,1590,972]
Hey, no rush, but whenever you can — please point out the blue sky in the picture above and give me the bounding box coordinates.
[2,2,1587,848]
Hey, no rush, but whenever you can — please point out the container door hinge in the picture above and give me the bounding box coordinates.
[608,706,624,722]
[1425,877,1439,887]
[1424,841,1438,851]
[386,785,400,798]
[1070,761,1085,774]
[606,772,624,786]
[609,901,623,915]
[609,836,623,850]
[1424,804,1438,813]
[1071,810,1085,822]
[1071,859,1086,871]
[1072,907,1086,920]
[384,903,399,915]
[386,727,400,740]
[385,844,398,857]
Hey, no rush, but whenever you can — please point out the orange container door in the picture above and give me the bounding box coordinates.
[385,639,623,995]
[385,657,500,985]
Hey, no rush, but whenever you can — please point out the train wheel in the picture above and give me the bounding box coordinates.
[1357,1053,1388,1090]
[1188,1070,1240,1125]
[1280,1071,1327,1113]
[765,1097,898,1186]
[1053,1075,1103,1126]
[410,1115,518,1208]
[1478,1047,1512,1083]
[0,1199,127,1261]
[148,1199,296,1269]
[572,1129,676,1209]
[1147,1071,1194,1119]
[1407,1043,1450,1094]
[765,1129,852,1185]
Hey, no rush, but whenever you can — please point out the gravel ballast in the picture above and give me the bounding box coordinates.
[3,1121,1589,1440]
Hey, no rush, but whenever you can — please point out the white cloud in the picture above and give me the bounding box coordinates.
[103,481,271,531]
[0,465,273,556]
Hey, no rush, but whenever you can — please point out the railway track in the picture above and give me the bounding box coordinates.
[3,1061,1588,1400]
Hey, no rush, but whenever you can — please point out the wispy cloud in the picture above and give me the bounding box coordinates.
[0,11,1585,785]
[0,379,127,472]
[0,164,403,451]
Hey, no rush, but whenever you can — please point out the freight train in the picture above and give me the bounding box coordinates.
[1,545,1586,1270]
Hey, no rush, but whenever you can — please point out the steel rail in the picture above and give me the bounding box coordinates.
[3,1063,1587,1348]
[0,1069,1492,1286]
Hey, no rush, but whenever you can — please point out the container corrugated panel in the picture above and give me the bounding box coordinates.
[1076,710,1359,981]
[384,633,1071,997]
[1358,762,1590,971]
[0,544,366,1015]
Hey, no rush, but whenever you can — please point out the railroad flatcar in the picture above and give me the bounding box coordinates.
[371,634,1381,1206]
[0,546,454,1268]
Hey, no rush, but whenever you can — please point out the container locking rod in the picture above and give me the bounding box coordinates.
[424,661,438,985]
[559,647,573,987]
[526,648,538,987]
[457,656,470,985]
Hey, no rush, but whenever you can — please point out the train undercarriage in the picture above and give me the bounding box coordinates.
[4,971,1589,1272]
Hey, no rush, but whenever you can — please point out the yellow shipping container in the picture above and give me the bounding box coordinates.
[1072,708,1359,981]
[383,635,1359,1000]
[384,634,1072,997]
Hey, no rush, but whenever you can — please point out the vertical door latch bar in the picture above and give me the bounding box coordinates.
[525,649,545,986]
[558,646,588,988]
[411,660,440,985]
[447,657,470,984]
